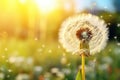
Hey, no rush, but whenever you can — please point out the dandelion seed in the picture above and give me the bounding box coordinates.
[62,53,66,56]
[57,72,65,79]
[62,68,71,75]
[108,23,111,25]
[102,56,113,64]
[9,56,16,63]
[92,2,96,6]
[114,47,120,54]
[7,75,10,78]
[8,69,12,72]
[114,36,117,39]
[48,49,52,53]
[42,44,45,48]
[98,64,109,71]
[6,60,9,63]
[37,48,42,52]
[117,23,120,27]
[34,37,38,41]
[109,14,112,17]
[67,63,71,66]
[58,45,61,49]
[4,48,8,51]
[34,66,43,73]
[117,43,120,46]
[100,16,103,18]
[104,6,108,9]
[61,56,67,65]
[108,49,112,52]
[59,13,108,55]
[2,55,5,58]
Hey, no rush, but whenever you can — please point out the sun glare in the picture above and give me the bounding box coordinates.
[19,0,26,4]
[35,0,57,13]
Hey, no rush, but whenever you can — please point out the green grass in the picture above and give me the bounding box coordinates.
[0,38,119,80]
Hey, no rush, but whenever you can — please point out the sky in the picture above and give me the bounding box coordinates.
[75,0,115,12]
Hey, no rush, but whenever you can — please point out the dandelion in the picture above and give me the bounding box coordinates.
[51,67,59,74]
[16,73,30,80]
[59,13,108,55]
[59,13,108,80]
[34,66,43,73]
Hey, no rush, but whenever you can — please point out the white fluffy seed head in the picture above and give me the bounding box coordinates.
[59,13,108,55]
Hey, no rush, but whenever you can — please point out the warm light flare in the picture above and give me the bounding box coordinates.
[19,0,26,4]
[35,0,57,13]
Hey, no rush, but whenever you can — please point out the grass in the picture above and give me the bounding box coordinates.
[0,38,119,80]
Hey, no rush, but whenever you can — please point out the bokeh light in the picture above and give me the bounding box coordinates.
[35,0,58,13]
[0,0,120,80]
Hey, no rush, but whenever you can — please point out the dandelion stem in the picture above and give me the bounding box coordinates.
[82,54,85,80]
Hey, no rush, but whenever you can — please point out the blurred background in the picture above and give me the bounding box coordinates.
[0,0,120,80]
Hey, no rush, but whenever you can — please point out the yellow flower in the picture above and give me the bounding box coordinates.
[59,13,108,55]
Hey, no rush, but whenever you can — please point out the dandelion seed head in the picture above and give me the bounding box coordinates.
[59,13,108,55]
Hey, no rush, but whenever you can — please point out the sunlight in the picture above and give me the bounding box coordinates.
[19,0,26,4]
[35,0,57,13]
